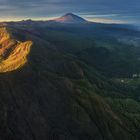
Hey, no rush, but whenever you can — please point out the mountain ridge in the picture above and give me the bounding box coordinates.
[0,27,32,72]
[0,21,140,140]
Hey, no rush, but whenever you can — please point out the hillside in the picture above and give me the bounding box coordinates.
[0,27,32,72]
[0,21,140,140]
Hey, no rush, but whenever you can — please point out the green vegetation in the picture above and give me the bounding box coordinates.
[0,23,140,140]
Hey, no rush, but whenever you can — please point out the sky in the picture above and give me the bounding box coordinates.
[0,0,140,25]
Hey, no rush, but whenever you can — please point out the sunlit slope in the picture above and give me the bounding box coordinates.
[0,27,32,72]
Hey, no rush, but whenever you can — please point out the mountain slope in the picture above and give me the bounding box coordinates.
[0,27,32,72]
[0,24,140,140]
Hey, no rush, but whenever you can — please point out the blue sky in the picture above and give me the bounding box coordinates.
[0,0,139,25]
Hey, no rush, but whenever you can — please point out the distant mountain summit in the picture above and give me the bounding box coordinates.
[54,13,87,23]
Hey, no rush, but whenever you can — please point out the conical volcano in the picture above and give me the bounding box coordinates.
[54,13,87,23]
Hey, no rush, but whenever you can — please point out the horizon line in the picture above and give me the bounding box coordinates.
[0,13,128,24]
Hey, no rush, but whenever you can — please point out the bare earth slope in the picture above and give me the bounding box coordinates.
[0,27,32,72]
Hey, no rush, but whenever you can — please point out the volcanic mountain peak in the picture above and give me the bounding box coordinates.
[55,13,87,23]
[0,27,32,72]
[64,13,79,17]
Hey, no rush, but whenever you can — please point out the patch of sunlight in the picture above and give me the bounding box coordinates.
[0,27,33,73]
